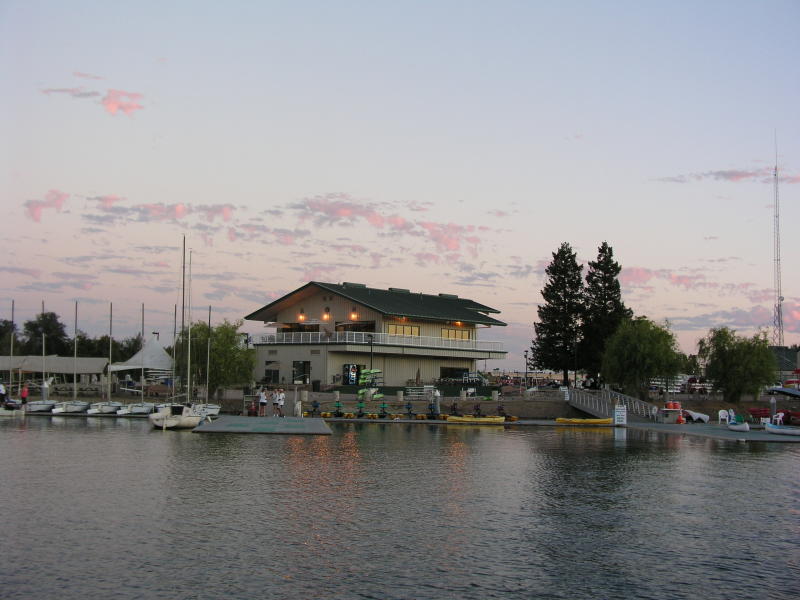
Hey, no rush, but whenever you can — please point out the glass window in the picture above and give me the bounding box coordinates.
[441,328,471,340]
[388,324,419,336]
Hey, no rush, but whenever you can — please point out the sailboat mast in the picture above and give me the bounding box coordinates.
[73,301,78,402]
[206,305,211,403]
[171,304,177,400]
[108,302,113,402]
[187,250,192,404]
[180,235,186,396]
[9,300,14,394]
[141,303,145,399]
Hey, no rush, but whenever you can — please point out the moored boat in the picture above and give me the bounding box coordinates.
[52,401,90,414]
[555,417,614,425]
[444,415,506,424]
[191,403,220,417]
[764,422,800,436]
[117,402,156,415]
[87,401,123,415]
[727,421,750,432]
[25,400,55,413]
[148,404,206,429]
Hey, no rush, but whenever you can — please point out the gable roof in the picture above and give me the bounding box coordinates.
[245,281,506,326]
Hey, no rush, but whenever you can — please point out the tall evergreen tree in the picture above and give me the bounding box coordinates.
[530,242,584,385]
[579,241,632,380]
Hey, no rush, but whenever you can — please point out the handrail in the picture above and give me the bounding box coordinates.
[254,331,503,352]
[568,389,658,420]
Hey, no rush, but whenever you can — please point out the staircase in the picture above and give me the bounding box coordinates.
[568,389,658,421]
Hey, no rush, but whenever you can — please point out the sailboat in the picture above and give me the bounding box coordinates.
[88,303,122,414]
[149,243,206,429]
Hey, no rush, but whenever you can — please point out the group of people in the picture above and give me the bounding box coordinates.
[258,387,286,417]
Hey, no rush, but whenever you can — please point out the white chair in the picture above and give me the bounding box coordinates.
[760,417,771,425]
[718,409,729,424]
[772,412,784,425]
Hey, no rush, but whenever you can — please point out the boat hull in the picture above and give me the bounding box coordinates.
[727,422,750,432]
[25,401,55,413]
[556,417,614,425]
[148,404,206,429]
[764,423,800,436]
[445,415,506,424]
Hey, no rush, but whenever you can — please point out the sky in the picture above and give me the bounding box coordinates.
[2,0,799,370]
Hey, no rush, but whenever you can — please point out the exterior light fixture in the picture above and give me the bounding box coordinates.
[322,307,331,321]
[350,307,358,320]
[455,321,462,326]
[298,308,305,321]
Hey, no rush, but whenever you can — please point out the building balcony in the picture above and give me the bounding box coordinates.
[254,331,504,354]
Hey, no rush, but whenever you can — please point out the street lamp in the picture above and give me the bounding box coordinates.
[523,350,528,391]
[366,334,374,369]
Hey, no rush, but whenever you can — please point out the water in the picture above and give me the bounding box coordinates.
[1,417,797,599]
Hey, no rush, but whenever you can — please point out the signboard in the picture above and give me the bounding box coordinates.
[614,404,627,426]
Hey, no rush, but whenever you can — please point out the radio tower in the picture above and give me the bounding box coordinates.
[772,138,785,347]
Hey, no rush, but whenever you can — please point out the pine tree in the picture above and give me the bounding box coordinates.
[531,242,584,385]
[580,242,632,381]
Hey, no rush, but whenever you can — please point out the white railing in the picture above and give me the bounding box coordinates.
[255,331,503,352]
[569,389,658,420]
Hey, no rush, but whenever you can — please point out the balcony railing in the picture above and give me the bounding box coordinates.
[255,331,504,353]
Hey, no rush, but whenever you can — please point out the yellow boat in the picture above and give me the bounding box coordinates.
[555,417,613,425]
[445,415,506,424]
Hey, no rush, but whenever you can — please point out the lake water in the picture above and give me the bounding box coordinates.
[1,417,797,599]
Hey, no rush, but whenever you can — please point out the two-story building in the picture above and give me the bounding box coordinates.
[244,281,507,387]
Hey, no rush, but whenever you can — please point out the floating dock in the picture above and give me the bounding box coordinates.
[193,415,331,435]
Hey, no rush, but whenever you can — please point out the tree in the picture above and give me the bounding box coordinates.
[601,317,682,399]
[0,319,18,355]
[19,312,70,356]
[579,242,632,379]
[697,327,776,403]
[175,319,254,397]
[531,242,584,385]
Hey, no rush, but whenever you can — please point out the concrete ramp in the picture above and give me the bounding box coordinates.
[194,416,331,435]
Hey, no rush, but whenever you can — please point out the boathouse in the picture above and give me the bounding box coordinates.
[244,282,507,388]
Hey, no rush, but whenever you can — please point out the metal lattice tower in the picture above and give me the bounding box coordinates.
[772,141,785,347]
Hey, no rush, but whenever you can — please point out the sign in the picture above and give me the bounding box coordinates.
[614,404,627,426]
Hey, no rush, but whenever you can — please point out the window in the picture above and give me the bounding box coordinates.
[442,328,471,340]
[387,324,419,336]
[263,370,279,384]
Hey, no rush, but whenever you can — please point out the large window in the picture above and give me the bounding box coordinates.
[387,324,420,336]
[442,328,471,340]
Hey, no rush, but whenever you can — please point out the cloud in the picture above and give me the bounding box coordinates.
[19,271,97,292]
[0,266,42,278]
[195,204,235,222]
[24,189,69,222]
[73,71,104,80]
[41,87,100,98]
[101,89,144,115]
[657,166,800,185]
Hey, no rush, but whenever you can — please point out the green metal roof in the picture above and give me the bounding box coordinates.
[244,281,506,326]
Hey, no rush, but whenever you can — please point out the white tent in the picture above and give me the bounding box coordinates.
[108,337,173,372]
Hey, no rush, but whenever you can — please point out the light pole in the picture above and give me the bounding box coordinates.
[367,334,374,370]
[523,350,529,391]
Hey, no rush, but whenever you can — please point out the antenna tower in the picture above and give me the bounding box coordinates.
[772,138,784,346]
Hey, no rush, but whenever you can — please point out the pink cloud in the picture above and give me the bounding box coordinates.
[413,252,441,266]
[197,204,235,222]
[102,89,144,115]
[139,203,189,220]
[95,195,121,210]
[620,267,657,286]
[24,189,69,222]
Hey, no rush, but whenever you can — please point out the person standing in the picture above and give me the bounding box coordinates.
[277,388,285,417]
[271,388,280,417]
[258,387,267,417]
[20,383,29,405]
[0,382,6,403]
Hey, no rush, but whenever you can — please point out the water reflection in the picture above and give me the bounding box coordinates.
[0,419,798,599]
